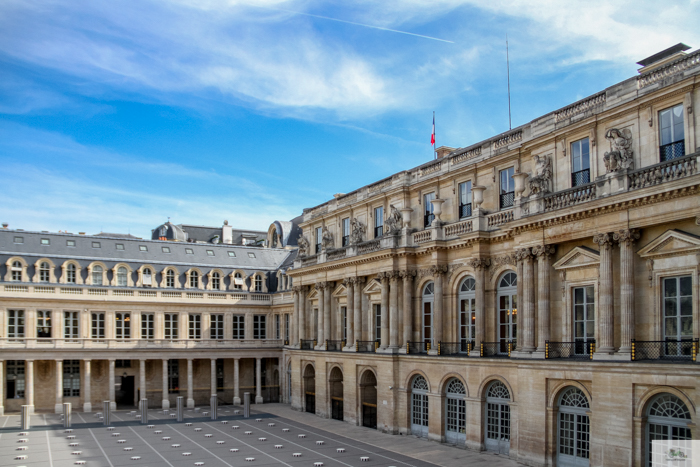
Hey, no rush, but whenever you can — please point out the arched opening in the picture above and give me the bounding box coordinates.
[458,277,476,352]
[445,378,466,444]
[329,367,344,421]
[422,282,434,347]
[360,371,377,429]
[497,272,517,354]
[646,393,693,466]
[39,262,50,282]
[92,265,103,286]
[303,365,316,414]
[117,266,127,287]
[485,380,510,455]
[411,375,429,437]
[557,386,590,466]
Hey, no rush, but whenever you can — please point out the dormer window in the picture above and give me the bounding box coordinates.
[92,265,103,286]
[166,269,175,288]
[11,261,22,281]
[189,270,199,288]
[143,268,152,286]
[254,275,263,292]
[66,264,77,283]
[211,272,220,290]
[117,267,128,287]
[233,272,243,290]
[39,262,50,282]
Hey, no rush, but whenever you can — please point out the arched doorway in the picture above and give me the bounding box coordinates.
[485,380,510,455]
[411,375,429,438]
[458,277,476,352]
[445,378,466,444]
[360,371,377,429]
[303,365,315,414]
[497,272,517,354]
[557,387,590,467]
[329,367,344,421]
[646,393,693,466]
[422,282,434,347]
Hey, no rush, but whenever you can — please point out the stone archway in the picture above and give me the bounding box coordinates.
[359,370,377,429]
[303,364,316,414]
[329,367,344,421]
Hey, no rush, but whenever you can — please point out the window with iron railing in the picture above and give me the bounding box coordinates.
[424,192,435,227]
[571,138,590,187]
[374,206,384,238]
[342,217,350,247]
[499,167,515,209]
[660,104,685,162]
[458,181,472,218]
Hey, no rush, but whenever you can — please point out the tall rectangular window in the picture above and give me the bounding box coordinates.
[499,167,515,209]
[8,310,25,341]
[141,313,154,340]
[64,311,79,341]
[37,310,52,339]
[374,206,384,238]
[341,306,347,341]
[659,104,685,161]
[285,314,290,342]
[168,359,179,393]
[374,304,381,344]
[6,360,25,398]
[210,314,224,340]
[232,315,245,339]
[91,312,105,340]
[315,227,323,254]
[424,192,435,227]
[663,276,693,343]
[63,360,80,397]
[571,138,591,187]
[275,314,280,340]
[573,286,595,355]
[189,314,201,339]
[342,218,350,247]
[115,313,131,339]
[253,315,266,339]
[459,181,472,218]
[164,314,178,340]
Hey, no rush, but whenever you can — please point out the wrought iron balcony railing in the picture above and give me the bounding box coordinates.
[660,140,685,162]
[481,341,513,357]
[300,339,316,350]
[571,168,590,187]
[459,203,472,218]
[325,339,345,351]
[438,341,473,356]
[356,340,378,353]
[631,339,698,362]
[544,340,595,360]
[499,191,515,209]
[406,341,430,354]
[424,213,435,227]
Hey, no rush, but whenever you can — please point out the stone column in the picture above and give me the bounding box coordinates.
[323,282,332,345]
[354,277,364,345]
[55,359,63,413]
[26,359,34,414]
[316,282,325,347]
[469,259,490,356]
[298,286,307,343]
[109,359,116,410]
[401,271,415,348]
[139,359,146,403]
[432,266,447,351]
[614,229,640,354]
[162,359,169,409]
[292,287,299,346]
[187,358,194,408]
[210,359,217,396]
[379,273,390,349]
[518,248,536,353]
[593,233,615,354]
[344,278,355,347]
[233,358,241,405]
[0,360,4,416]
[83,359,92,412]
[255,358,263,404]
[533,245,555,354]
[389,272,399,351]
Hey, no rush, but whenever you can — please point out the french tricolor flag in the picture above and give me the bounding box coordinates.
[431,113,435,146]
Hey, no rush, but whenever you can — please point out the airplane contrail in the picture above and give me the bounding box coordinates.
[248,5,455,44]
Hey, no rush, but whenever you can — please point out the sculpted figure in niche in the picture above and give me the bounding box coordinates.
[384,205,402,235]
[349,218,366,245]
[297,235,310,256]
[321,226,334,251]
[603,128,633,172]
[528,154,552,194]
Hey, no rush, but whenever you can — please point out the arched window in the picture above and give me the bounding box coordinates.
[360,371,378,429]
[254,275,263,292]
[497,272,517,354]
[233,272,243,290]
[411,375,429,437]
[92,265,103,286]
[485,381,511,455]
[143,268,153,286]
[11,261,22,281]
[646,394,692,466]
[189,270,199,288]
[272,229,278,248]
[445,378,466,444]
[211,272,220,290]
[66,263,77,283]
[165,269,175,287]
[558,387,590,466]
[422,282,434,346]
[458,277,476,350]
[39,262,50,282]
[117,267,127,287]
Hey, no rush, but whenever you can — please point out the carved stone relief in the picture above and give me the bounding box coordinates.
[603,128,634,172]
[528,154,552,194]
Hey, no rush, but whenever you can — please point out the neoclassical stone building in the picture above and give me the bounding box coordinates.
[285,44,700,467]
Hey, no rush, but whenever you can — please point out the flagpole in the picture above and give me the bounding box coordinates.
[433,111,436,159]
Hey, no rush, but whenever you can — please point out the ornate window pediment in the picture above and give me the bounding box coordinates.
[362,278,382,295]
[553,246,600,271]
[331,283,347,298]
[637,229,700,259]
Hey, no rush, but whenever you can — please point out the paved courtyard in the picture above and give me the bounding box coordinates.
[0,404,521,467]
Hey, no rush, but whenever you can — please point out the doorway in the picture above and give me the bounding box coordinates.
[116,376,135,408]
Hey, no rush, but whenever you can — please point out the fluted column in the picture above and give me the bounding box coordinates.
[379,273,389,349]
[83,359,92,412]
[162,359,169,409]
[344,278,355,347]
[255,358,263,404]
[323,281,332,345]
[233,358,241,404]
[593,233,615,353]
[298,286,307,343]
[139,359,146,403]
[55,359,63,413]
[26,360,34,414]
[389,272,399,351]
[353,277,364,345]
[186,358,194,408]
[518,248,536,353]
[210,358,217,396]
[316,282,325,347]
[432,265,447,350]
[614,229,640,353]
[469,259,490,355]
[109,359,116,410]
[401,271,415,348]
[533,245,555,353]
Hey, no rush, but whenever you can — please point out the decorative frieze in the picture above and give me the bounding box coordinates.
[494,130,523,150]
[554,93,606,122]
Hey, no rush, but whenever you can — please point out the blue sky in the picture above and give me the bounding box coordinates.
[1,0,698,237]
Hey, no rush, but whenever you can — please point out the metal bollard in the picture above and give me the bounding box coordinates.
[177,396,184,422]
[103,400,111,426]
[243,392,250,418]
[210,395,218,421]
[63,403,72,428]
[140,399,148,424]
[20,405,30,430]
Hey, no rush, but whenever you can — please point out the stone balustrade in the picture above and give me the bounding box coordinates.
[0,337,284,350]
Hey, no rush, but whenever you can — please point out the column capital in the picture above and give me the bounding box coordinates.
[515,247,533,263]
[342,277,356,286]
[532,244,556,259]
[354,276,366,286]
[399,269,416,280]
[428,265,448,277]
[315,281,331,290]
[613,228,640,246]
[469,258,491,270]
[389,270,400,282]
[593,232,614,249]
